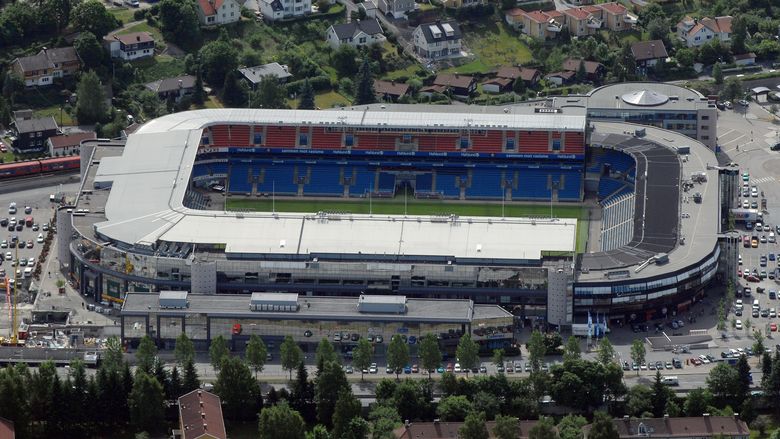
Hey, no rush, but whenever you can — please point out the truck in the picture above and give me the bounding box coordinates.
[731,208,761,222]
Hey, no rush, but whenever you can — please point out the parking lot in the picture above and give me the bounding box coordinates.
[0,201,54,290]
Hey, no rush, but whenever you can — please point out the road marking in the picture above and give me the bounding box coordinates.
[721,134,746,146]
[752,177,776,184]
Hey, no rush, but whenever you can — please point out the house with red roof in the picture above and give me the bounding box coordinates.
[196,0,242,26]
[676,15,732,47]
[103,32,155,61]
[175,390,227,439]
[509,9,564,40]
[47,132,96,156]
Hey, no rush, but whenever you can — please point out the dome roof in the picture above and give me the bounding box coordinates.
[621,89,669,106]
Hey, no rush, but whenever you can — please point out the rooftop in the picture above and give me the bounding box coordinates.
[330,18,383,40]
[178,390,227,439]
[48,132,96,149]
[14,116,58,134]
[585,82,711,111]
[631,40,668,61]
[145,75,197,94]
[238,63,292,84]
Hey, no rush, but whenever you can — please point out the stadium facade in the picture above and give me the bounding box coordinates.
[57,84,726,343]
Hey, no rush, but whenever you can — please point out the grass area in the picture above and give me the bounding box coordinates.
[287,91,351,109]
[227,196,589,253]
[118,22,165,45]
[134,55,186,82]
[443,19,532,75]
[202,95,224,109]
[383,63,425,81]
[109,7,138,24]
[33,106,74,126]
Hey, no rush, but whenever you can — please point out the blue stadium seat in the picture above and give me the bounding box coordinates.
[228,162,252,193]
[349,168,375,196]
[435,171,463,198]
[557,170,582,201]
[415,173,433,192]
[465,169,503,198]
[597,178,626,200]
[377,173,395,194]
[514,169,551,200]
[259,164,297,194]
[304,166,343,196]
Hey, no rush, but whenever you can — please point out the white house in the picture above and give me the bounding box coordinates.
[359,0,378,17]
[326,19,385,49]
[103,32,155,61]
[734,52,756,66]
[412,21,463,60]
[676,15,732,47]
[259,0,312,21]
[10,47,80,87]
[376,0,415,19]
[196,0,242,26]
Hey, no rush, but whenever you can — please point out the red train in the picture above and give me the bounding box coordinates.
[0,156,80,179]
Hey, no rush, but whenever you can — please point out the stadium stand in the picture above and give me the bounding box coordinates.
[513,169,551,199]
[377,173,396,195]
[600,192,636,251]
[259,164,297,194]
[312,128,343,149]
[466,168,504,198]
[470,131,503,153]
[265,126,297,148]
[304,165,343,196]
[228,161,253,193]
[435,170,464,198]
[597,178,626,200]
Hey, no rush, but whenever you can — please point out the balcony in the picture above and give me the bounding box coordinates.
[586,17,602,29]
[624,14,638,24]
[547,19,562,32]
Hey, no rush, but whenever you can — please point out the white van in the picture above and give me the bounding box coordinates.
[770,232,776,243]
[753,299,760,310]
[8,202,16,214]
[661,376,679,386]
[23,267,32,278]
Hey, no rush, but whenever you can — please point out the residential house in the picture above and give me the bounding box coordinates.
[175,390,227,439]
[562,58,605,81]
[326,19,385,49]
[631,40,668,68]
[394,419,540,439]
[103,32,155,61]
[145,75,197,101]
[12,113,59,152]
[376,0,415,18]
[412,21,463,60]
[359,0,378,17]
[562,6,602,36]
[47,132,96,156]
[10,47,80,87]
[504,8,525,29]
[239,63,293,87]
[486,65,541,92]
[482,77,513,93]
[420,73,476,98]
[676,15,732,47]
[544,70,575,86]
[197,0,242,25]
[513,9,564,39]
[600,415,750,439]
[598,2,636,31]
[374,79,410,102]
[734,52,757,66]
[442,0,485,9]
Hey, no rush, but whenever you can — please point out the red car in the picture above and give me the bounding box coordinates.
[771,323,777,332]
[738,269,742,277]
[747,275,760,283]
[691,357,702,366]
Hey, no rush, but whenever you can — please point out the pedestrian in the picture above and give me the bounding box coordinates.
[48,271,51,278]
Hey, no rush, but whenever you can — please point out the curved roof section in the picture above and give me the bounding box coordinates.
[621,90,669,106]
[587,82,707,110]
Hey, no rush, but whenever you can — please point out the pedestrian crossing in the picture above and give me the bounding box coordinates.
[752,176,777,184]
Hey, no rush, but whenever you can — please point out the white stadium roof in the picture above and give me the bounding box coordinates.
[91,109,579,259]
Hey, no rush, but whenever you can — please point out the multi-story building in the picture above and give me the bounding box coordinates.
[12,114,59,153]
[196,0,242,25]
[326,19,385,49]
[562,6,602,36]
[10,47,80,87]
[676,15,732,47]
[103,32,155,61]
[598,2,636,31]
[442,0,485,9]
[510,9,564,39]
[412,21,463,60]
[512,3,634,40]
[376,0,415,18]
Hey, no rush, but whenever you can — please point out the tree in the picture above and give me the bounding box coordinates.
[74,32,105,70]
[493,415,519,439]
[630,339,646,375]
[557,414,588,439]
[597,337,615,365]
[252,76,288,109]
[316,360,349,427]
[102,336,124,372]
[215,356,262,421]
[713,63,724,85]
[529,416,559,439]
[500,0,515,10]
[354,58,376,105]
[459,411,489,439]
[456,334,479,375]
[589,411,619,439]
[731,16,747,55]
[651,371,670,417]
[289,362,315,424]
[646,18,669,44]
[129,372,165,433]
[75,70,107,124]
[706,363,741,408]
[135,335,157,373]
[280,336,303,380]
[199,38,239,86]
[613,43,637,82]
[563,336,581,362]
[71,0,119,38]
[158,0,201,50]
[492,349,505,371]
[193,65,207,106]
[343,417,370,439]
[436,395,473,421]
[352,338,373,381]
[513,77,526,95]
[528,330,546,371]
[387,335,410,379]
[626,384,653,416]
[332,389,361,439]
[736,355,751,406]
[684,388,713,417]
[576,60,587,82]
[246,335,268,378]
[331,45,359,77]
[753,333,765,360]
[418,333,442,379]
[222,70,248,107]
[172,333,195,366]
[676,48,695,68]
[2,74,23,104]
[720,77,744,102]
[44,0,73,32]
[258,402,306,439]
[209,335,230,371]
[298,79,315,110]
[369,404,401,439]
[315,338,338,374]
[182,359,200,393]
[168,366,183,401]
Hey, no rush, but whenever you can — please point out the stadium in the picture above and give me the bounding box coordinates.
[55,83,725,348]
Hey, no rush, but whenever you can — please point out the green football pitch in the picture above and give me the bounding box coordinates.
[225,196,590,253]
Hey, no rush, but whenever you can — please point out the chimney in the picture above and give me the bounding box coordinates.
[201,412,206,419]
[703,413,710,417]
[136,35,140,42]
[197,390,202,396]
[734,413,740,420]
[178,79,183,89]
[404,420,411,429]
[663,414,669,419]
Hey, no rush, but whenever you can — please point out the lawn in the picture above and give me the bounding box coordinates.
[226,196,589,253]
[443,19,532,74]
[117,22,165,48]
[287,91,351,109]
[134,55,186,82]
[33,106,75,126]
[109,7,138,24]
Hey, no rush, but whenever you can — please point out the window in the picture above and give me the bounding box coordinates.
[299,133,309,146]
[359,37,366,44]
[701,115,709,120]
[254,133,263,144]
[701,125,709,130]
[505,138,515,150]
[345,134,354,147]
[459,137,469,149]
[701,135,710,140]
[552,139,561,151]
[402,134,411,143]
